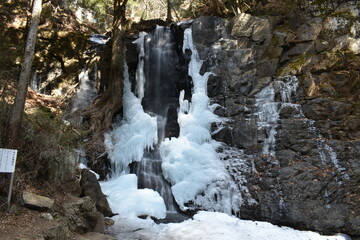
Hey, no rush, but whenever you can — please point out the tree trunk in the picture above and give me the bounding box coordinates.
[83,0,127,178]
[7,0,42,149]
[166,0,172,23]
[85,0,127,137]
[113,0,128,29]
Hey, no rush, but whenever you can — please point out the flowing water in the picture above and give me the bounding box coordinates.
[132,27,179,212]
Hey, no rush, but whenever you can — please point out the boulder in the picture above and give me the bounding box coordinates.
[80,169,113,217]
[43,224,70,240]
[63,196,100,233]
[47,148,77,184]
[21,192,54,211]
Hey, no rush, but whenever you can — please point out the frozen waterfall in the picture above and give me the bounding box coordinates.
[98,23,349,240]
[160,28,242,215]
[101,26,241,219]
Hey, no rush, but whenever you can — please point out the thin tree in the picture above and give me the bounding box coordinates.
[7,0,43,148]
[166,0,172,23]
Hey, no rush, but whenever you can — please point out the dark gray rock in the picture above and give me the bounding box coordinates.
[207,75,224,98]
[179,12,360,236]
[249,77,272,96]
[212,125,232,144]
[43,224,70,240]
[302,98,353,120]
[231,13,272,42]
[191,16,227,59]
[47,151,78,190]
[296,23,322,41]
[281,42,315,62]
[80,169,113,217]
[192,16,226,46]
[231,119,258,149]
[315,40,329,52]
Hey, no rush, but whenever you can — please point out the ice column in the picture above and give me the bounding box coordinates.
[104,45,158,175]
[160,28,242,215]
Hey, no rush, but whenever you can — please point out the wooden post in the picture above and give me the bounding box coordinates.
[7,173,15,208]
[0,149,18,208]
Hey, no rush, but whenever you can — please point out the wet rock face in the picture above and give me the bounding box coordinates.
[190,5,360,236]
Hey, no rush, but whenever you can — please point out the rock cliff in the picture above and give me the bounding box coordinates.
[185,1,359,236]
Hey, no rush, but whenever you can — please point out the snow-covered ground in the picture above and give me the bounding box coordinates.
[106,211,349,240]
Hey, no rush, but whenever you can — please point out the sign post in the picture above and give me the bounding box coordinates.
[0,148,18,208]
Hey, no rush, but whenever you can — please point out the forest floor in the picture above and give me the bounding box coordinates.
[0,186,82,240]
[0,206,59,240]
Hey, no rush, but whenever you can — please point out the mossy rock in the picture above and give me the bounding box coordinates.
[277,53,314,76]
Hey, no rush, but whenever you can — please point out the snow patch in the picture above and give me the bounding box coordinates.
[158,211,349,240]
[101,174,166,219]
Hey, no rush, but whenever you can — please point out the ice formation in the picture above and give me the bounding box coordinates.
[255,76,299,156]
[100,174,166,219]
[106,211,348,240]
[133,32,147,100]
[102,34,166,218]
[255,76,345,172]
[160,28,242,214]
[104,59,158,175]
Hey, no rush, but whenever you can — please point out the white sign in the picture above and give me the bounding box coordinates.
[0,148,17,173]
